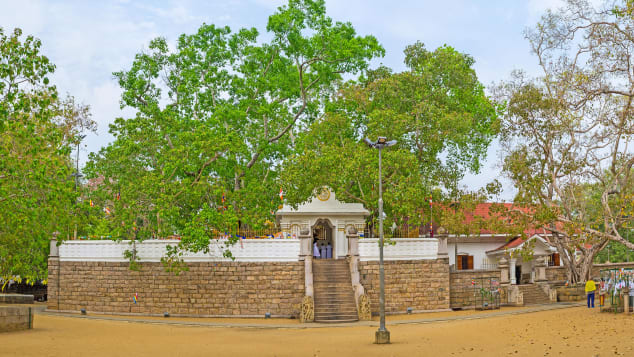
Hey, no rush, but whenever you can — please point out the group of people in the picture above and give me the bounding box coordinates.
[585,274,634,309]
[313,240,332,259]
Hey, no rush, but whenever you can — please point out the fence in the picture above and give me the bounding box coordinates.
[362,227,431,239]
[73,227,290,241]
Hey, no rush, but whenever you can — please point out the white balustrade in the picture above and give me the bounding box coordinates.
[59,239,301,262]
[358,238,439,261]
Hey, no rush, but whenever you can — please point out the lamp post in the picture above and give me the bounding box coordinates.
[364,136,396,344]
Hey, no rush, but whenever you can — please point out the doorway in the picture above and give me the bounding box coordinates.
[515,265,522,285]
[312,219,335,259]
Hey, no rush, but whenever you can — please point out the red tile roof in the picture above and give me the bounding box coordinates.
[458,202,551,236]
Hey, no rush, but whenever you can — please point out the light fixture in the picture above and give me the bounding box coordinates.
[363,136,397,345]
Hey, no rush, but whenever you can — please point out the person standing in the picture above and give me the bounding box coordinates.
[585,277,597,308]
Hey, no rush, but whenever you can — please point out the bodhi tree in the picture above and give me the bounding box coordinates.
[84,0,383,260]
[281,42,500,233]
[497,0,634,283]
[0,28,95,284]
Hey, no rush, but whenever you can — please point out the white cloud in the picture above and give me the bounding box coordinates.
[0,0,46,34]
[526,0,567,22]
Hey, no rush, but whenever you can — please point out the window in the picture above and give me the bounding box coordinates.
[290,224,300,239]
[456,254,474,270]
[549,253,560,266]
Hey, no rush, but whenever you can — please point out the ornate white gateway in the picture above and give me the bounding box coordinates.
[276,189,370,259]
[276,188,439,260]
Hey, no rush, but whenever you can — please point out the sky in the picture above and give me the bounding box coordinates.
[0,0,566,200]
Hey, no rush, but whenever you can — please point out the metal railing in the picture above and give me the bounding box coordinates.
[362,227,431,239]
[75,227,289,241]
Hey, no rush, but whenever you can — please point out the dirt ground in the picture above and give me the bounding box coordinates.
[1,306,633,356]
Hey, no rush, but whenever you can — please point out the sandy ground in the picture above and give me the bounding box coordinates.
[1,306,633,356]
[32,304,530,326]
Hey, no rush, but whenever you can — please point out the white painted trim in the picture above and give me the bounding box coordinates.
[358,238,438,261]
[58,239,302,262]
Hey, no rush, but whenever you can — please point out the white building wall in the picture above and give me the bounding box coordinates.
[447,242,503,270]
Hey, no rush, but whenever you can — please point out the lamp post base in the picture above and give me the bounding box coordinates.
[375,329,391,344]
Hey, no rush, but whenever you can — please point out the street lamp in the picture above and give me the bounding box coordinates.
[364,136,397,344]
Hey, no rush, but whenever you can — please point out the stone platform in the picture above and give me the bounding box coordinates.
[0,294,34,304]
[0,306,34,332]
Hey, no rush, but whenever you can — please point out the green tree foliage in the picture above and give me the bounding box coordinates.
[0,28,94,283]
[84,0,383,258]
[281,42,500,232]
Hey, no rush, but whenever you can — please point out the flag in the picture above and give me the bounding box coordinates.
[116,192,121,200]
[133,293,138,304]
[279,187,284,201]
[221,192,226,204]
[429,196,433,206]
[89,199,93,207]
[104,207,111,215]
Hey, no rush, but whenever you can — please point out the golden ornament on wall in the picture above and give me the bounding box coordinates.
[317,187,330,201]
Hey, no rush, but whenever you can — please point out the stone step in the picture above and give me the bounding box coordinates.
[313,271,350,275]
[312,259,358,322]
[314,297,356,302]
[315,313,358,318]
[315,306,356,310]
[314,294,355,299]
[314,298,356,303]
[314,299,356,304]
[313,269,350,274]
[314,275,350,279]
[314,290,354,294]
[315,308,358,313]
[314,300,357,305]
[314,319,359,323]
[313,284,354,289]
[314,312,359,319]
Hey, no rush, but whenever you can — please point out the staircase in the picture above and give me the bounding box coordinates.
[312,259,359,323]
[518,284,551,305]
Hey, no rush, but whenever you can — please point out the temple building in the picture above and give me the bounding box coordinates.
[47,190,563,322]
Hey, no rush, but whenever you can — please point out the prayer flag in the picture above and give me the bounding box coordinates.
[279,187,284,201]
[89,199,93,207]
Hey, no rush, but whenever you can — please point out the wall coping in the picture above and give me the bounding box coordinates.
[358,238,439,261]
[58,239,302,262]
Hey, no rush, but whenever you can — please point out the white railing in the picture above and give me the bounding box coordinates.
[58,239,301,262]
[358,238,439,261]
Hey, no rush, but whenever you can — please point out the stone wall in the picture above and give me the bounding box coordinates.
[546,262,634,284]
[358,258,450,314]
[0,306,33,332]
[546,266,567,283]
[556,285,585,302]
[0,294,34,304]
[449,270,502,309]
[47,259,304,317]
[592,262,634,276]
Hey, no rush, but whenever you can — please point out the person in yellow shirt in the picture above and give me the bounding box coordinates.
[585,278,597,308]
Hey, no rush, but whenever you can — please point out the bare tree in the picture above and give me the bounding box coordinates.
[498,0,634,283]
